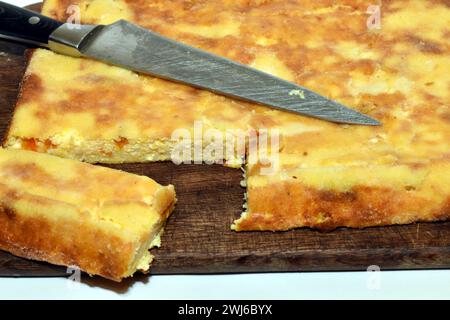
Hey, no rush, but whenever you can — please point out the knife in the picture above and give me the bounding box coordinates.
[0,2,380,125]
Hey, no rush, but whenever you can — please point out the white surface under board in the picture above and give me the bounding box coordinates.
[0,0,449,300]
[1,270,450,300]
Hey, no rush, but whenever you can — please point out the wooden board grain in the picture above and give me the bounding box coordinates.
[0,3,450,279]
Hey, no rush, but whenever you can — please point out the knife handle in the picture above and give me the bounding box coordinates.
[0,1,62,47]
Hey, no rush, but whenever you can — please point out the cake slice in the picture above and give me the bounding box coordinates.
[234,155,450,231]
[0,148,176,281]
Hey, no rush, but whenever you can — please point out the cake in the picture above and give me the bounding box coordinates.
[0,148,176,281]
[4,0,450,231]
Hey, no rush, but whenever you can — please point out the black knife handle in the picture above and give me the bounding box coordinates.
[0,1,62,47]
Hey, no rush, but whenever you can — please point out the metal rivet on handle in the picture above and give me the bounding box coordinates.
[28,16,41,25]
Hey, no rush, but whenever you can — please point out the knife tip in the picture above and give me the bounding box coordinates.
[335,103,381,126]
[313,96,382,126]
[356,117,382,126]
[330,111,382,126]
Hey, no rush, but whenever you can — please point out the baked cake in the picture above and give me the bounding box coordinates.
[4,0,450,231]
[0,148,176,281]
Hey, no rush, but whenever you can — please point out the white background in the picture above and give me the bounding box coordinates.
[1,0,449,300]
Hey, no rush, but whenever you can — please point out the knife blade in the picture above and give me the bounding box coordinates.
[0,2,380,125]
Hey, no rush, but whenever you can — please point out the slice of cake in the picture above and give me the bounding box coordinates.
[4,0,450,231]
[0,148,176,281]
[234,154,450,231]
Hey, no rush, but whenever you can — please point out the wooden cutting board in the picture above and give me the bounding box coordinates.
[0,3,450,279]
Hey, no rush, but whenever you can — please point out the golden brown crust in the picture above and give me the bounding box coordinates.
[236,182,450,232]
[0,201,133,281]
[237,156,450,231]
[0,200,175,281]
